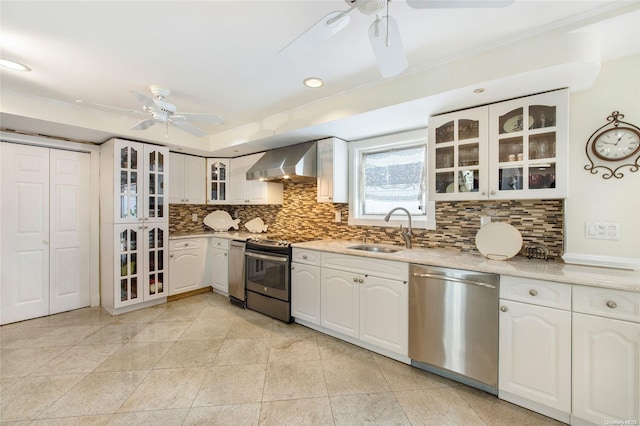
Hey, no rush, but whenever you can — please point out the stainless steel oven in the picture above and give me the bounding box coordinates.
[245,239,292,323]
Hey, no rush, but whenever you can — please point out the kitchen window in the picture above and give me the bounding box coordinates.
[349,129,436,229]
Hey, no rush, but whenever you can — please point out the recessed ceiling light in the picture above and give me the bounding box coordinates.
[0,59,31,72]
[473,88,485,94]
[303,77,323,88]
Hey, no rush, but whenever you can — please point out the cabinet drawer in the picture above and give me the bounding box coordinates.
[501,276,571,310]
[321,252,408,281]
[209,237,229,250]
[170,238,204,251]
[292,249,321,266]
[573,286,640,323]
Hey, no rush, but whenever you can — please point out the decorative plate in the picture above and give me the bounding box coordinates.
[203,210,240,232]
[245,217,268,233]
[475,222,523,260]
[503,115,534,133]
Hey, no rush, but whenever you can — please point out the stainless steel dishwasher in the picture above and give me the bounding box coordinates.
[228,240,246,307]
[409,264,499,394]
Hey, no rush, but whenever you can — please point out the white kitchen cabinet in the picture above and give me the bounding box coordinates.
[104,223,168,309]
[208,237,229,294]
[498,275,572,423]
[169,239,206,295]
[230,153,283,205]
[498,300,571,422]
[1,143,91,324]
[206,158,230,204]
[169,153,205,204]
[359,275,408,355]
[317,137,348,203]
[572,285,640,426]
[429,89,568,201]
[291,262,321,326]
[321,268,360,339]
[100,139,169,314]
[319,252,409,357]
[101,139,168,223]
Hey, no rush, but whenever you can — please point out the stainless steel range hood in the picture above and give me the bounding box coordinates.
[246,141,317,182]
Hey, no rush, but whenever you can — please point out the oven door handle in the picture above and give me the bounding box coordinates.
[246,251,289,263]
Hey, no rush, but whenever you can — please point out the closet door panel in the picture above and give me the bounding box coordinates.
[1,143,50,324]
[49,150,91,314]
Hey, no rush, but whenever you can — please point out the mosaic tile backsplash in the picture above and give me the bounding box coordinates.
[170,182,564,258]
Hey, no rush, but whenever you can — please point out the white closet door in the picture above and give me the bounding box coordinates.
[1,143,50,324]
[49,149,91,314]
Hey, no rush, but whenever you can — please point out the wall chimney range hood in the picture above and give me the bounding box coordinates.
[246,141,317,182]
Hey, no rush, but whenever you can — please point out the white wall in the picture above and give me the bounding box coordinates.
[565,54,640,269]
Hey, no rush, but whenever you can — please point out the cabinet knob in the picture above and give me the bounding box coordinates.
[490,191,496,195]
[291,266,295,270]
[224,253,227,256]
[481,191,486,196]
[500,306,508,312]
[606,300,617,309]
[353,277,358,282]
[358,278,364,283]
[302,255,308,259]
[43,240,49,245]
[185,199,189,202]
[529,289,538,296]
[185,243,189,246]
[170,254,174,258]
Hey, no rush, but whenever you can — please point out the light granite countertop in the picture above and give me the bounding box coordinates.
[291,239,640,293]
[169,230,259,241]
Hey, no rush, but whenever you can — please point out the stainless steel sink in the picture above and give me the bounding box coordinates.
[347,244,403,253]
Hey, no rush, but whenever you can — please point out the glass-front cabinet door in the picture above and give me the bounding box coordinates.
[144,224,168,301]
[115,140,141,222]
[144,146,167,222]
[114,224,142,308]
[113,140,169,222]
[207,158,230,204]
[429,106,488,201]
[488,90,568,199]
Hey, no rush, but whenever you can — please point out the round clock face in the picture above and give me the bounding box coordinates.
[592,127,640,161]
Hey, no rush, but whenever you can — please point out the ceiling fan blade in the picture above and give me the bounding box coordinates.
[406,0,515,8]
[131,119,162,131]
[84,102,147,118]
[171,120,209,137]
[130,90,159,110]
[278,9,353,59]
[368,16,408,78]
[174,112,224,125]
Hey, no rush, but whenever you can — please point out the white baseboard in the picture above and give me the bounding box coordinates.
[562,252,640,271]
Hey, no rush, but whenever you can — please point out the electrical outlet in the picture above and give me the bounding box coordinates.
[192,213,198,222]
[480,216,492,227]
[335,210,341,223]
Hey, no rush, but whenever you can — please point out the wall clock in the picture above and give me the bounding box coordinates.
[585,111,640,179]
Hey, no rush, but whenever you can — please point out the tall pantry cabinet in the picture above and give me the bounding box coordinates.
[100,139,169,314]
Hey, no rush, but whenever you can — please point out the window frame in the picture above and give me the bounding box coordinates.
[348,129,436,230]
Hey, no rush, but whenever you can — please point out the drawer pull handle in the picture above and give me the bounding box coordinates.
[529,289,538,296]
[606,300,617,309]
[500,306,508,312]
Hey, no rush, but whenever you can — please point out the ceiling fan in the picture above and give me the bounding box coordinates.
[91,85,223,138]
[278,0,515,78]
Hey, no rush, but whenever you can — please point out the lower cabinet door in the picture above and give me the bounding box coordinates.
[291,263,321,325]
[498,300,571,415]
[210,247,229,294]
[169,249,202,295]
[321,268,359,338]
[572,313,640,424]
[359,276,408,355]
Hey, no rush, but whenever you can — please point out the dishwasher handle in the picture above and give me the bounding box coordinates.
[411,272,497,289]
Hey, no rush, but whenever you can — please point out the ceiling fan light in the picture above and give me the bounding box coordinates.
[0,59,31,72]
[304,77,324,88]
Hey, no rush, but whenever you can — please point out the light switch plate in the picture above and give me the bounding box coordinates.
[585,221,619,240]
[192,213,198,222]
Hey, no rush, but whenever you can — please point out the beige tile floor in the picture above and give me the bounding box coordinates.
[1,292,565,425]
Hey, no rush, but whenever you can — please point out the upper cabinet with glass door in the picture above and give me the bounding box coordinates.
[488,90,568,199]
[104,139,169,224]
[428,89,568,201]
[428,106,488,201]
[206,158,230,204]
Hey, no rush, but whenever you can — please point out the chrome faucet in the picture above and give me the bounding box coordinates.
[384,207,412,249]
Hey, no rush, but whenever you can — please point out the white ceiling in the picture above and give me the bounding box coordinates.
[1,1,639,156]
